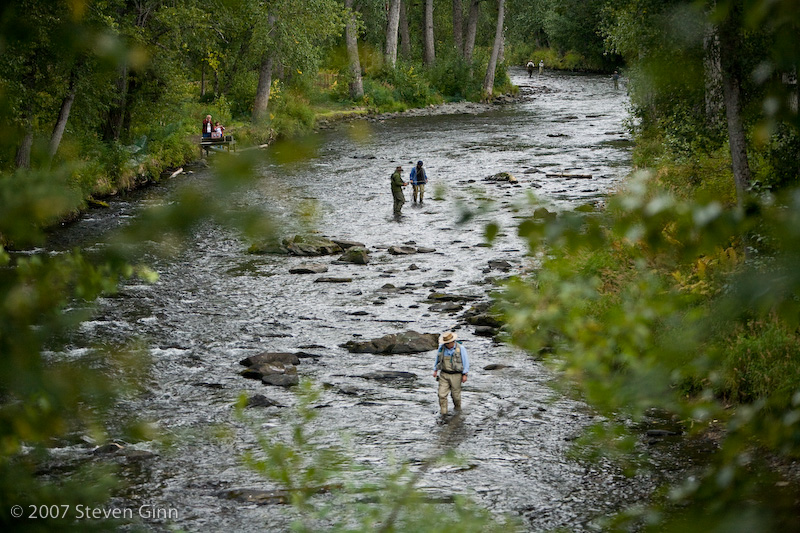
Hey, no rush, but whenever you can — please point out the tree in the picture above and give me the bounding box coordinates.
[385,0,401,67]
[716,0,752,206]
[399,0,411,58]
[463,0,482,63]
[453,0,464,54]
[482,0,505,96]
[253,14,277,124]
[423,0,435,66]
[248,0,344,123]
[344,0,364,99]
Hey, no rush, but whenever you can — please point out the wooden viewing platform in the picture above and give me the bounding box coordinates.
[200,135,236,158]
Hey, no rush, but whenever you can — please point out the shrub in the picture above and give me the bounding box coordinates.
[719,319,800,403]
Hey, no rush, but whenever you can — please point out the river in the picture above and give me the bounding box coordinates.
[46,69,686,531]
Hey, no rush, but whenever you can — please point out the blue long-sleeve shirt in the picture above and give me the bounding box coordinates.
[409,167,427,185]
[434,343,469,374]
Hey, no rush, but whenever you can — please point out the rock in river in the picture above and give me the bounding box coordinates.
[342,330,438,354]
[360,371,417,381]
[388,245,417,255]
[240,351,300,387]
[283,235,343,256]
[289,263,329,274]
[338,246,370,264]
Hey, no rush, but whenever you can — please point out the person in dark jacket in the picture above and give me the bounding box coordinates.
[391,165,409,217]
[202,115,213,138]
[409,160,428,204]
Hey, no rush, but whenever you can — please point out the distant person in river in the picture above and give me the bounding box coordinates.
[539,59,544,74]
[526,60,535,77]
[391,165,409,217]
[612,70,620,90]
[202,115,213,138]
[433,331,470,415]
[409,160,428,204]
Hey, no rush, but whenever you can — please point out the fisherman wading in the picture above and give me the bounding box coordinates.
[433,331,470,415]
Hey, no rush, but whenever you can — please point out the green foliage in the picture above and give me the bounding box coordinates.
[425,51,480,101]
[505,0,620,71]
[270,89,317,138]
[361,78,406,112]
[383,62,439,108]
[720,319,800,403]
[498,175,800,529]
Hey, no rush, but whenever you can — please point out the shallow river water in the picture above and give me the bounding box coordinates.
[47,69,689,531]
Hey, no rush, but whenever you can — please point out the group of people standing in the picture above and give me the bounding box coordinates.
[390,160,428,217]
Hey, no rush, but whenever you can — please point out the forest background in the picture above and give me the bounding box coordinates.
[1,0,800,531]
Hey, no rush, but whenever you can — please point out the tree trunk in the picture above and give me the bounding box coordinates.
[399,0,411,59]
[201,61,206,96]
[482,0,504,97]
[452,0,463,54]
[423,0,435,66]
[15,129,33,169]
[464,0,480,63]
[252,15,276,124]
[252,53,275,123]
[48,73,77,161]
[703,22,723,126]
[717,1,751,207]
[345,0,364,98]
[102,63,129,142]
[385,0,401,68]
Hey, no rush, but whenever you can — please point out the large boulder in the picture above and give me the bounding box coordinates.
[331,239,366,250]
[240,352,301,367]
[240,352,300,387]
[388,245,417,255]
[283,235,343,256]
[262,373,299,387]
[338,246,370,265]
[342,330,439,354]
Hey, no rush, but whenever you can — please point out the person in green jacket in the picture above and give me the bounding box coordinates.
[391,165,409,217]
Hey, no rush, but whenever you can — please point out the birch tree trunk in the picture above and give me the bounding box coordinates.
[48,74,77,161]
[423,0,435,66]
[345,0,364,98]
[399,0,411,58]
[482,0,504,97]
[464,0,480,63]
[385,0,401,68]
[717,1,751,207]
[452,0,463,54]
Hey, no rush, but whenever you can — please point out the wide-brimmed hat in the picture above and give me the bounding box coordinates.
[439,331,457,344]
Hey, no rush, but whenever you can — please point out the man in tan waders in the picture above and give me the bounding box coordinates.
[432,331,470,415]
